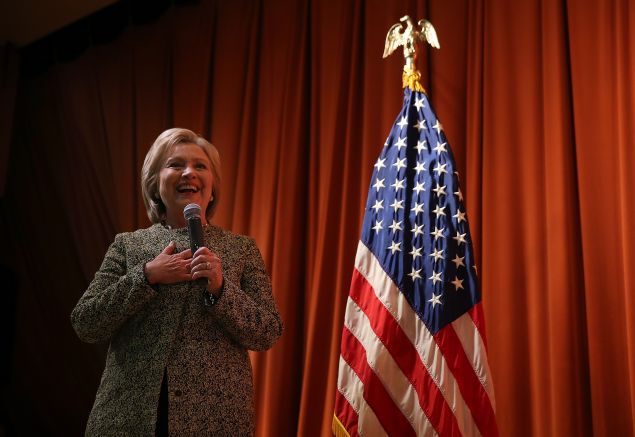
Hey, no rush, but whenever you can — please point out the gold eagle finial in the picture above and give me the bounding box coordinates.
[383,16,440,91]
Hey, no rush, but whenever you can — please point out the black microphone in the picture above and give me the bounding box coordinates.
[183,203,210,305]
[183,203,204,253]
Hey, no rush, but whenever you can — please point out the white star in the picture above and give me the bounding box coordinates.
[453,232,467,245]
[414,97,425,110]
[433,162,447,175]
[414,119,427,131]
[433,141,447,154]
[408,267,422,281]
[433,205,446,218]
[390,199,404,212]
[409,246,423,258]
[415,140,427,154]
[451,276,464,291]
[371,199,384,212]
[428,292,443,307]
[413,181,425,195]
[372,178,385,192]
[374,157,386,171]
[411,202,424,215]
[429,271,442,285]
[391,178,406,191]
[384,138,389,147]
[394,137,407,150]
[388,240,401,254]
[452,254,465,268]
[397,116,409,129]
[433,120,443,135]
[430,248,444,262]
[431,226,445,240]
[372,220,383,233]
[414,161,426,174]
[455,189,464,201]
[453,209,466,223]
[433,184,447,197]
[389,220,403,234]
[411,223,424,236]
[393,157,407,171]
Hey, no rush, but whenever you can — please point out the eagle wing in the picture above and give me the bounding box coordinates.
[418,19,440,49]
[383,22,404,58]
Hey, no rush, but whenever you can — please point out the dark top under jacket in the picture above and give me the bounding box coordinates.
[71,223,283,436]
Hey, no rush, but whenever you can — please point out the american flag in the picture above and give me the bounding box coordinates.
[333,87,498,436]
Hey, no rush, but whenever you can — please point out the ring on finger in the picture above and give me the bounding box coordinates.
[206,261,211,270]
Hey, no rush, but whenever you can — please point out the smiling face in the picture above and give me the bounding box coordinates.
[158,142,214,228]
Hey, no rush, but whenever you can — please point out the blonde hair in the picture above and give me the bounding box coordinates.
[141,128,221,223]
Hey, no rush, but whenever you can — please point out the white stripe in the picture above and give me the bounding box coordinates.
[452,313,497,412]
[354,241,482,437]
[337,356,388,437]
[344,297,437,437]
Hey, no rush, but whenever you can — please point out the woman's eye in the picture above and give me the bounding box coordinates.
[196,163,207,170]
[167,162,182,168]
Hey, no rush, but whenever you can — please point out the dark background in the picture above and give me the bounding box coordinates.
[1,0,634,435]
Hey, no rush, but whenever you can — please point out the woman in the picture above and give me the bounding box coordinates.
[71,128,282,436]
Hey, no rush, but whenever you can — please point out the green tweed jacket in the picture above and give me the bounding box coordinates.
[71,224,283,436]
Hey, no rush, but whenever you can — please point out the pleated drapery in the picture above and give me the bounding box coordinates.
[1,0,634,435]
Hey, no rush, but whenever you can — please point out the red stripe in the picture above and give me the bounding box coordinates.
[434,325,499,437]
[468,303,488,350]
[334,389,359,437]
[349,269,462,436]
[340,327,416,437]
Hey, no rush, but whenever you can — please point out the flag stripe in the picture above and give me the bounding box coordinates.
[332,413,352,437]
[468,304,489,350]
[336,356,387,437]
[349,268,460,436]
[451,312,496,411]
[433,325,499,436]
[331,392,358,437]
[341,321,417,437]
[344,298,429,435]
[354,241,481,436]
[334,389,358,437]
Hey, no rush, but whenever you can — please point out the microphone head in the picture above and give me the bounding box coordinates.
[183,203,202,220]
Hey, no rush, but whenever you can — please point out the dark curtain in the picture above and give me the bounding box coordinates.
[0,44,19,197]
[2,0,634,435]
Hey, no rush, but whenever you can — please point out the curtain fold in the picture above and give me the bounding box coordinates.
[0,43,19,197]
[477,0,595,434]
[3,0,634,435]
[567,0,635,433]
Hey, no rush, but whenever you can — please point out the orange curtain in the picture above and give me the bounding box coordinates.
[2,0,634,435]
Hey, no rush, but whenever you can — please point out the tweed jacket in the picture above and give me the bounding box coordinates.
[71,223,283,436]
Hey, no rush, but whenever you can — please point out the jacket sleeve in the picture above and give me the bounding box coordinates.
[211,236,283,351]
[70,233,157,343]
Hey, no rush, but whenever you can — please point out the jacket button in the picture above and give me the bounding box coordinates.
[174,390,182,397]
